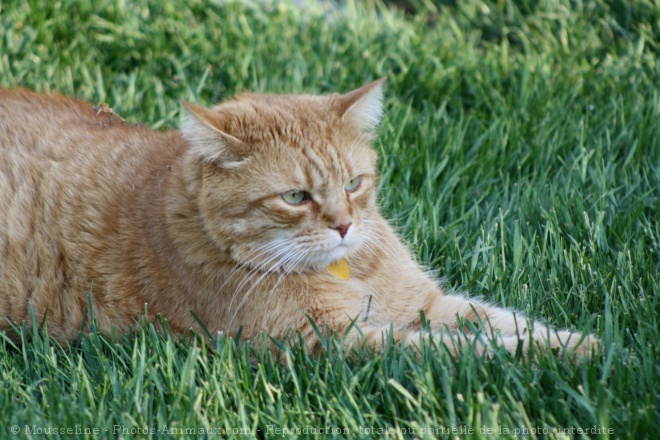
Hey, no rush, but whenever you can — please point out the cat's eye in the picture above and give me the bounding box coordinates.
[344,176,361,193]
[282,190,310,205]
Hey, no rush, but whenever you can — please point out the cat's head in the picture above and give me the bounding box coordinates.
[181,80,385,273]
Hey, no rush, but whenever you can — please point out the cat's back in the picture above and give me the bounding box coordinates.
[1,88,138,159]
[0,89,182,327]
[0,89,108,231]
[0,87,86,126]
[0,88,175,207]
[0,88,181,183]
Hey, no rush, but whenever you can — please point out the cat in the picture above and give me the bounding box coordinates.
[0,81,597,358]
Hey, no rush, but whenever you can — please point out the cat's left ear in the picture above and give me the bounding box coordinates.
[337,78,386,136]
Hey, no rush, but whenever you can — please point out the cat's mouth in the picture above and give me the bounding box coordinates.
[323,243,350,264]
[229,245,328,273]
[232,232,362,275]
[276,244,350,273]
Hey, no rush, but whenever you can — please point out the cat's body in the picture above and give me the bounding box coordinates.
[0,83,597,356]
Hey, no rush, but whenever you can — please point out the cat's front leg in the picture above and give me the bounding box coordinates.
[301,285,596,359]
[420,293,599,358]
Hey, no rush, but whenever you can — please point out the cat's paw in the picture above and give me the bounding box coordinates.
[554,330,599,359]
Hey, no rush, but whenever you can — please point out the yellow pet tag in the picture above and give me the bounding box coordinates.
[327,258,350,281]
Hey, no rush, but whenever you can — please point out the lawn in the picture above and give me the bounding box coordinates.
[1,0,659,438]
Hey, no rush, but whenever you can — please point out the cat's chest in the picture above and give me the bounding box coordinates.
[342,277,395,327]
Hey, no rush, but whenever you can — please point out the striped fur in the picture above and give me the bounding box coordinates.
[0,82,597,357]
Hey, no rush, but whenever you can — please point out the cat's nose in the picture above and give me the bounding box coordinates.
[330,222,352,239]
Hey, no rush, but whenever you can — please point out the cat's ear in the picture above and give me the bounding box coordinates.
[337,78,385,136]
[181,101,248,167]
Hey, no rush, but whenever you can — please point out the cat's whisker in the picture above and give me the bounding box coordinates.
[361,225,401,259]
[262,250,306,323]
[222,240,286,297]
[362,230,397,255]
[228,247,291,309]
[230,246,307,327]
[228,241,304,309]
[360,236,392,269]
[257,249,311,327]
[275,236,342,269]
[281,247,309,275]
[243,239,291,267]
[261,271,288,328]
[364,226,401,256]
[220,240,288,293]
[226,241,294,313]
[238,242,294,281]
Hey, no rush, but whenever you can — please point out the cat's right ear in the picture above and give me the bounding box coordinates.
[181,101,248,168]
[337,78,386,137]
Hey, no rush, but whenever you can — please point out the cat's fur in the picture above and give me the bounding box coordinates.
[0,82,597,357]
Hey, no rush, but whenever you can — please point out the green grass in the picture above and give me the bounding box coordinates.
[1,0,659,438]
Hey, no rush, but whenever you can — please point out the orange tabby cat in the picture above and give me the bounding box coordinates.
[0,81,597,357]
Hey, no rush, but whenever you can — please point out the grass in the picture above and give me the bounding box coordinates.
[1,0,659,438]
